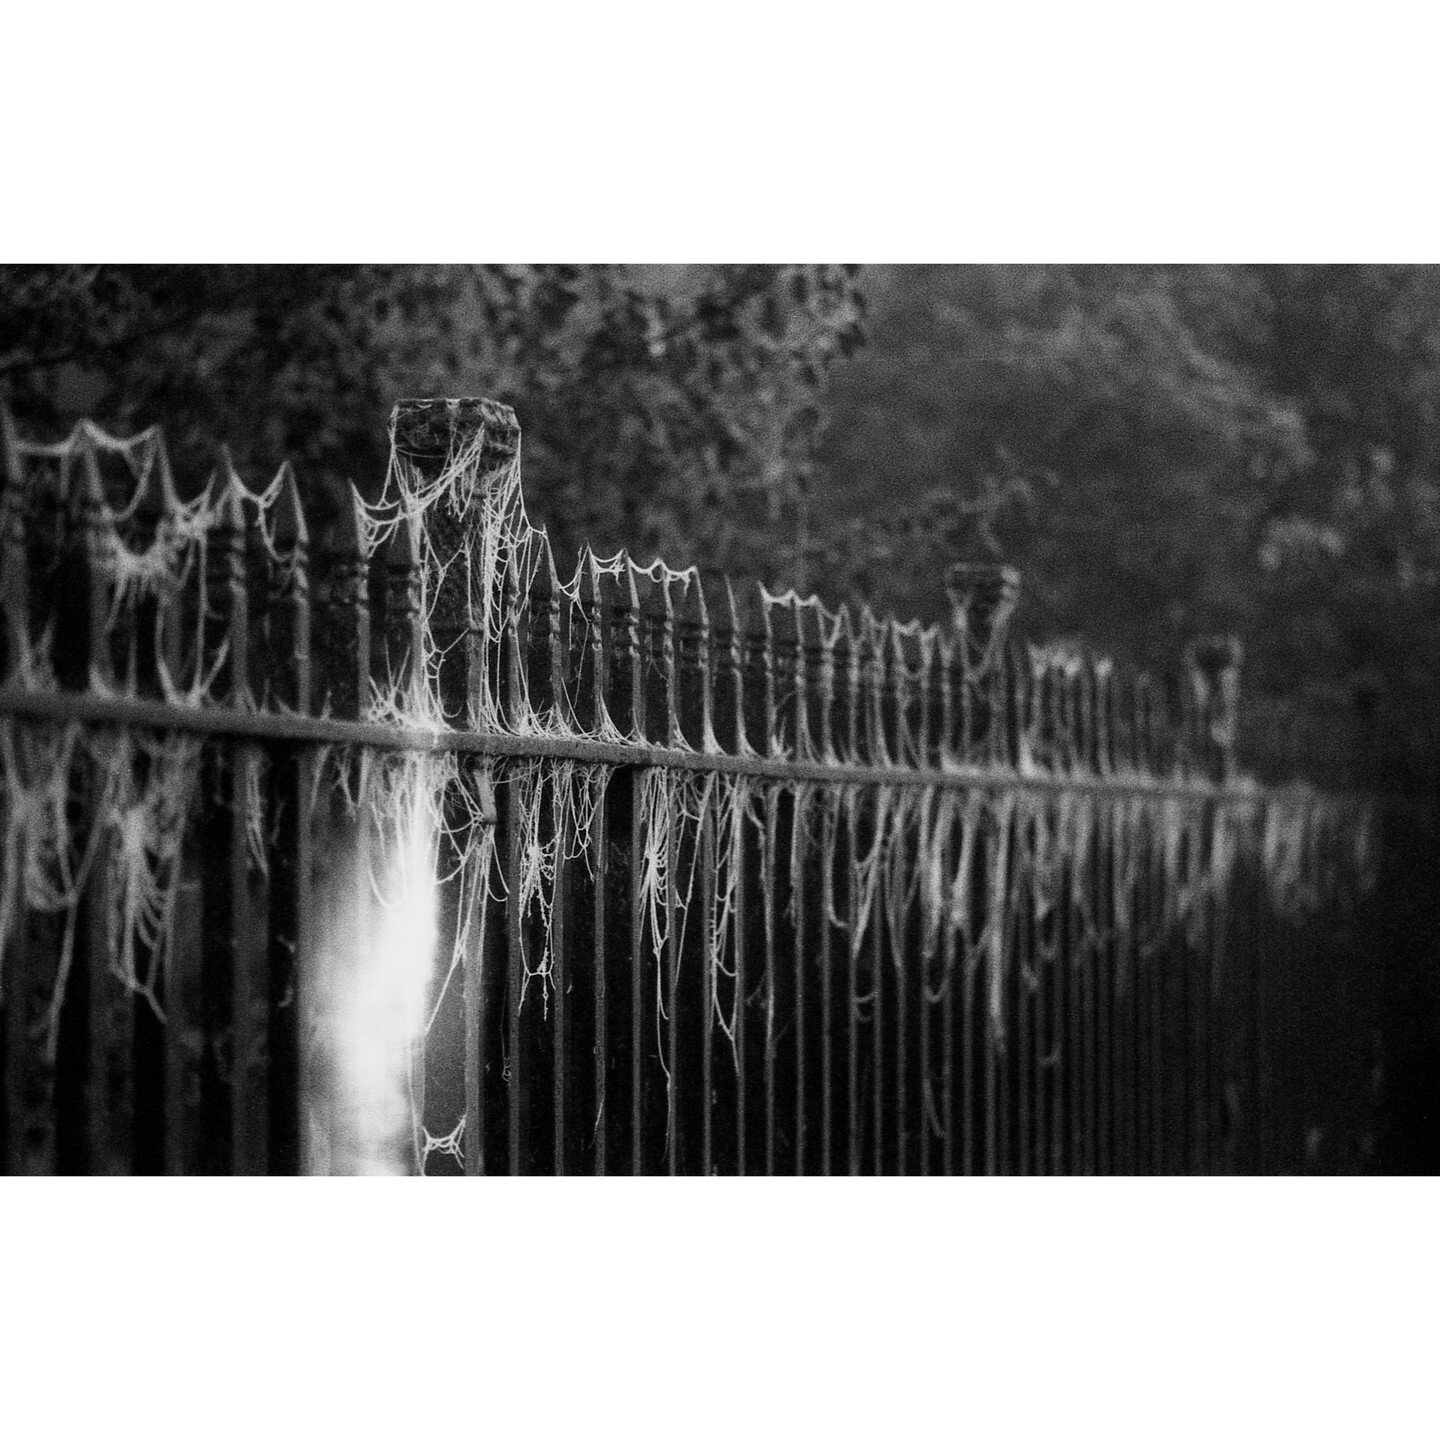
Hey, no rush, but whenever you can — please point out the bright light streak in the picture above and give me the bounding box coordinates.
[305,772,439,1175]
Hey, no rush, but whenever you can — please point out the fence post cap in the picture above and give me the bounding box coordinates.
[1183,632,1244,781]
[945,561,1021,648]
[1183,632,1244,676]
[389,397,520,475]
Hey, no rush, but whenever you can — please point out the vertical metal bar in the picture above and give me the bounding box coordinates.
[790,607,810,1174]
[984,968,998,1173]
[764,785,779,1176]
[1068,834,1085,1175]
[1024,856,1039,1177]
[1135,809,1149,1176]
[984,929,999,1174]
[1209,866,1229,1174]
[666,792,680,1175]
[165,847,204,1176]
[539,549,569,1177]
[938,648,958,1177]
[83,835,130,1174]
[1083,809,1099,1176]
[1123,816,1138,1176]
[1135,801,1150,1175]
[919,822,933,1178]
[1115,812,1134,1177]
[721,585,747,1175]
[265,466,311,1175]
[503,557,526,1176]
[211,462,258,1177]
[1198,871,1216,1175]
[746,588,779,1175]
[847,794,862,1177]
[4,903,62,1174]
[1097,805,1112,1174]
[226,742,268,1176]
[705,578,743,1175]
[1134,827,1149,1175]
[872,837,885,1176]
[700,798,716,1176]
[648,575,681,1175]
[1115,811,1130,1175]
[1255,881,1271,1174]
[681,580,715,1176]
[940,856,957,1177]
[838,612,860,1176]
[504,782,526,1178]
[892,834,907,1168]
[856,621,885,1174]
[624,567,646,1175]
[1045,835,1064,1176]
[889,629,910,1174]
[734,786,749,1177]
[75,444,134,1175]
[1015,671,1035,1179]
[1211,821,1230,1176]
[1190,843,1207,1176]
[962,860,977,1177]
[586,558,609,1175]
[1151,838,1166,1173]
[819,789,835,1176]
[793,784,809,1175]
[552,802,570,1177]
[591,769,608,1176]
[464,766,496,1175]
[891,875,907,1174]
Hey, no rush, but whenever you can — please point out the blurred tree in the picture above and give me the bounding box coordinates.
[816,264,1440,789]
[390,264,866,580]
[816,265,1307,654]
[0,263,865,580]
[5,261,1437,788]
[1247,265,1440,785]
[0,265,392,492]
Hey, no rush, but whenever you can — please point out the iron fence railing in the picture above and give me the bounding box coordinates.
[0,397,1390,1174]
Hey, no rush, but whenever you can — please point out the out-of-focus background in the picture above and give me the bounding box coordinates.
[4,263,1436,793]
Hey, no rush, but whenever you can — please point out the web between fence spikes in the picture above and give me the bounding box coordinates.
[0,401,1382,1172]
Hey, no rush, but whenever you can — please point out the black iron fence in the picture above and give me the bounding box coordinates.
[0,397,1395,1174]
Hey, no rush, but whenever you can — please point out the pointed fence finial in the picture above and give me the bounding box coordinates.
[334,479,366,557]
[272,461,308,554]
[381,506,424,701]
[217,472,248,533]
[264,461,311,712]
[202,463,251,706]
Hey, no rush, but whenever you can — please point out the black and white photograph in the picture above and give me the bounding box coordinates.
[1,261,1434,1181]
[3,8,1436,1436]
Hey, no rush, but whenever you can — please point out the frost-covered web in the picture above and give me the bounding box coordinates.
[0,402,1386,1174]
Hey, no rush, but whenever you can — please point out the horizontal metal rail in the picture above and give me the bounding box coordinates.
[0,683,1305,806]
